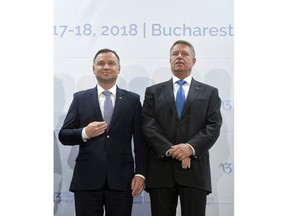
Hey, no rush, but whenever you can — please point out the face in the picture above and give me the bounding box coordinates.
[93,52,120,85]
[169,43,196,79]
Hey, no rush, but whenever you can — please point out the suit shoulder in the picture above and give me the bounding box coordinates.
[118,88,140,99]
[73,87,96,97]
[193,79,218,91]
[146,80,171,90]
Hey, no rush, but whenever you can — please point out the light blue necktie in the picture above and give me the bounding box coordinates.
[103,91,113,127]
[176,80,186,118]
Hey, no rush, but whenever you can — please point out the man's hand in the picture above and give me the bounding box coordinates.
[169,143,192,161]
[131,176,145,197]
[85,121,107,138]
[181,157,191,169]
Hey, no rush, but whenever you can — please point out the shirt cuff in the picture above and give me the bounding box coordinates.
[165,149,171,156]
[82,127,90,142]
[135,174,145,180]
[187,144,196,156]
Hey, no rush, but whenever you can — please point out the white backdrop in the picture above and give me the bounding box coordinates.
[54,0,234,215]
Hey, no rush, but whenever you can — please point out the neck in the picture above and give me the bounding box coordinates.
[98,82,115,91]
[173,71,191,80]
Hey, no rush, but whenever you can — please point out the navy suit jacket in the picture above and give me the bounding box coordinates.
[142,78,222,193]
[59,86,147,192]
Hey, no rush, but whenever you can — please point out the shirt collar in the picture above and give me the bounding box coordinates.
[97,84,117,96]
[172,74,192,85]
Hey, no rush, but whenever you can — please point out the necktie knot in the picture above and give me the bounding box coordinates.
[103,91,112,97]
[177,80,186,86]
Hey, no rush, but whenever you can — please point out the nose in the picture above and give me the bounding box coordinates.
[176,53,183,59]
[104,64,109,69]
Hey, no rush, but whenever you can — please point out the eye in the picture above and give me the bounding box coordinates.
[108,61,116,66]
[97,61,105,66]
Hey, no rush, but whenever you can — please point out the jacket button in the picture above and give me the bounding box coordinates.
[107,135,110,138]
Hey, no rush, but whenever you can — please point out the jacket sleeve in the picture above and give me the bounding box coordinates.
[58,93,86,145]
[142,87,173,157]
[187,87,222,157]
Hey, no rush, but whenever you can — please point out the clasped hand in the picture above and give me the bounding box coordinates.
[169,144,193,169]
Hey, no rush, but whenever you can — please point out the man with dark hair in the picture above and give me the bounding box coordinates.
[59,48,147,216]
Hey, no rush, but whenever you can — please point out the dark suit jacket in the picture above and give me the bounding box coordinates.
[58,86,147,192]
[142,78,222,193]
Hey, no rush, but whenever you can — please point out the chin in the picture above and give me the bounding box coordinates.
[174,70,185,74]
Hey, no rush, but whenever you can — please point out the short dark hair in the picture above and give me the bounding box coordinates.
[93,48,120,64]
[170,40,196,57]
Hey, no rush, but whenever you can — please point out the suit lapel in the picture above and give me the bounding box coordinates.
[163,78,201,120]
[108,86,124,128]
[181,78,201,117]
[89,87,103,120]
[163,79,179,119]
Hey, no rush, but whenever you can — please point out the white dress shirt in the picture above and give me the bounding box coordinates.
[81,84,116,140]
[167,75,196,156]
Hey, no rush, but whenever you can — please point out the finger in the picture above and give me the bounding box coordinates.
[132,187,140,196]
[169,146,179,154]
[135,186,144,196]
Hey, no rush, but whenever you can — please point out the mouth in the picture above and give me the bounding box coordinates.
[175,62,184,66]
[175,60,184,64]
